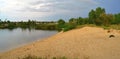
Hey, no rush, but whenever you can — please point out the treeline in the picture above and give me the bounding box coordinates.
[0,7,120,31]
[57,7,120,31]
[0,20,57,30]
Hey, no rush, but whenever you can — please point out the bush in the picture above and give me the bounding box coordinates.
[35,24,57,30]
[63,24,75,32]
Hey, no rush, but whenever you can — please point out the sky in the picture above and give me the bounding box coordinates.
[0,0,120,21]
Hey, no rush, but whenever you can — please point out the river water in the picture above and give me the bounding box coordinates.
[0,28,57,52]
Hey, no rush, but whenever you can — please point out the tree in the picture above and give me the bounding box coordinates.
[7,20,10,23]
[95,7,105,18]
[76,17,88,25]
[69,18,76,25]
[0,19,1,22]
[82,18,89,24]
[96,13,114,26]
[76,17,83,25]
[57,19,65,25]
[57,19,66,31]
[0,19,2,25]
[112,13,120,24]
[89,9,96,24]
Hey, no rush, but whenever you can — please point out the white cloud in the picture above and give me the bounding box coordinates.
[0,0,98,21]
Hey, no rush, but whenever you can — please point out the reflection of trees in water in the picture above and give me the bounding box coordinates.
[21,28,33,32]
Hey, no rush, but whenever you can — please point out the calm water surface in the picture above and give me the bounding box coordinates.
[0,28,57,52]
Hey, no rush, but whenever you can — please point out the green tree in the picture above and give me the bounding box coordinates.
[58,19,65,25]
[95,7,105,18]
[76,17,83,25]
[57,19,66,31]
[0,19,2,25]
[0,19,1,22]
[112,13,120,24]
[96,13,113,26]
[89,7,106,25]
[82,18,89,24]
[69,18,76,23]
[89,9,96,24]
[69,18,78,26]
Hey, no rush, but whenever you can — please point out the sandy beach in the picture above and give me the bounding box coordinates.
[0,27,120,59]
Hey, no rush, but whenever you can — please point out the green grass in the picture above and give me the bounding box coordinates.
[75,24,120,30]
[76,24,97,29]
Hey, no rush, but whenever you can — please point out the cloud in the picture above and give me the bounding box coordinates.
[0,0,98,21]
[18,0,98,12]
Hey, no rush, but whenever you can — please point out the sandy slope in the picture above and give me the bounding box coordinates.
[0,27,120,59]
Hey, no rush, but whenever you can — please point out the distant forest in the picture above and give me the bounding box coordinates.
[0,7,120,31]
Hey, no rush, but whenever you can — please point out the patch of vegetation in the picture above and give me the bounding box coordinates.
[109,25,120,30]
[20,55,67,59]
[19,55,42,59]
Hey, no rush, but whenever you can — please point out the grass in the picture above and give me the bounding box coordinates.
[100,25,120,30]
[75,24,120,30]
[19,55,67,59]
[109,25,120,30]
[76,24,97,29]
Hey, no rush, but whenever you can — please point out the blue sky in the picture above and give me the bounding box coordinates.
[94,0,120,14]
[0,0,120,21]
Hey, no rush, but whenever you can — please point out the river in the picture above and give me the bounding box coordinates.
[0,28,57,52]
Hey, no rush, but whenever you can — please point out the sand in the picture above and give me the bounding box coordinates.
[0,27,120,59]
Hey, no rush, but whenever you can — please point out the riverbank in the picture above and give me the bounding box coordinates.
[0,27,120,59]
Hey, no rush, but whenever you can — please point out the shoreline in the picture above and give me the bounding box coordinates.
[0,27,120,59]
[0,31,61,53]
[0,29,58,53]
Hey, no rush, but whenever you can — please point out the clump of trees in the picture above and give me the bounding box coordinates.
[88,7,114,26]
[0,20,17,29]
